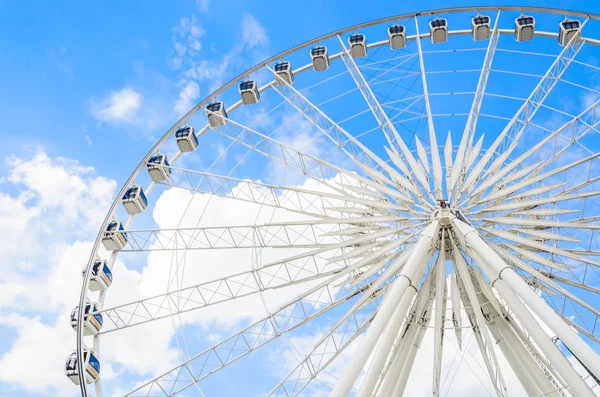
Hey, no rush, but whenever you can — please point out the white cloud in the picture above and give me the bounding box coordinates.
[169,15,205,71]
[196,0,211,13]
[175,12,270,105]
[90,87,143,124]
[174,80,200,115]
[241,14,269,49]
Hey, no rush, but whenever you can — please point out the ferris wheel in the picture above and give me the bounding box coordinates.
[67,6,600,396]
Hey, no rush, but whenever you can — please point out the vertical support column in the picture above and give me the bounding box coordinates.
[331,221,439,397]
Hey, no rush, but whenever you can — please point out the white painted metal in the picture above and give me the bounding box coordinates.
[330,221,438,397]
[459,19,587,201]
[415,17,444,201]
[452,218,600,387]
[75,6,600,396]
[432,239,447,396]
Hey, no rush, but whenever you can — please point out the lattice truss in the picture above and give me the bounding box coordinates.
[77,8,600,397]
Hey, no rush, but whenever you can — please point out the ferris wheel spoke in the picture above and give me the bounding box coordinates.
[266,293,381,396]
[494,245,600,345]
[459,20,588,202]
[473,152,600,206]
[475,188,600,214]
[119,222,395,252]
[97,244,358,333]
[413,17,444,202]
[449,10,501,201]
[336,35,432,204]
[207,115,359,189]
[156,161,423,220]
[207,114,419,207]
[154,165,375,220]
[268,66,424,207]
[125,276,372,397]
[469,98,600,202]
[483,228,600,270]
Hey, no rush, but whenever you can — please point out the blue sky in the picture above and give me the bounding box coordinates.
[2,0,600,396]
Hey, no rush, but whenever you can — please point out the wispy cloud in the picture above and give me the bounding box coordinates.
[196,0,212,13]
[176,13,271,101]
[174,79,200,115]
[169,15,205,70]
[47,47,73,79]
[90,87,143,124]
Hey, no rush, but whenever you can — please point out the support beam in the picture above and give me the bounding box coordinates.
[450,239,508,396]
[432,237,447,396]
[452,218,600,395]
[450,10,501,202]
[336,35,430,203]
[376,270,437,396]
[330,221,439,397]
[458,19,587,201]
[414,16,446,201]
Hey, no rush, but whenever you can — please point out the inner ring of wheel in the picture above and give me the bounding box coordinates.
[76,5,600,395]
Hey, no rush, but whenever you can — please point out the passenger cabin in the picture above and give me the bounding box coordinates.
[310,46,330,71]
[147,153,171,182]
[206,101,228,127]
[471,15,490,41]
[274,61,294,85]
[239,80,260,105]
[102,220,127,251]
[175,125,198,152]
[348,34,367,58]
[65,349,100,385]
[83,259,113,291]
[558,19,581,46]
[430,18,448,44]
[514,15,535,42]
[122,185,148,215]
[388,25,406,50]
[70,301,103,336]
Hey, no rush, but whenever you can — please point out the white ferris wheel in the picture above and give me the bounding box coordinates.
[67,6,600,397]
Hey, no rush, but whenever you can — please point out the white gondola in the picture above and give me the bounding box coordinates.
[429,18,448,44]
[388,25,406,50]
[471,15,490,41]
[348,33,367,58]
[514,15,535,42]
[274,61,294,85]
[205,101,228,127]
[558,19,581,46]
[175,125,198,152]
[239,80,260,105]
[310,46,330,71]
[101,219,127,251]
[147,153,171,182]
[122,185,148,215]
[65,348,100,385]
[70,301,103,336]
[82,258,113,291]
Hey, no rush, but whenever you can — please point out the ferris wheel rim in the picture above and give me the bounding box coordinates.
[74,6,600,396]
